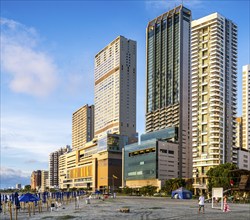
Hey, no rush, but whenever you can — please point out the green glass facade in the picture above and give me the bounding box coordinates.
[146,6,191,113]
[124,140,157,181]
[145,5,192,178]
[124,127,178,181]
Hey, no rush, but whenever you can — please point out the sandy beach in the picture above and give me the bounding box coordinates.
[1,196,250,220]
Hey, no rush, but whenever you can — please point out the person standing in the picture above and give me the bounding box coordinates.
[198,194,205,213]
[223,195,230,212]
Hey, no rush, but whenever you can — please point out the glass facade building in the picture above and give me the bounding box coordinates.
[145,5,192,178]
[124,127,178,187]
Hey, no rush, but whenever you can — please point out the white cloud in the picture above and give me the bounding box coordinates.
[1,114,71,160]
[145,0,202,11]
[0,166,30,178]
[0,167,30,188]
[0,18,58,97]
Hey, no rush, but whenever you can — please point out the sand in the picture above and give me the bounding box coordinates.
[1,196,249,220]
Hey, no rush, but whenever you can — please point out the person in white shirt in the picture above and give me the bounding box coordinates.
[198,194,205,213]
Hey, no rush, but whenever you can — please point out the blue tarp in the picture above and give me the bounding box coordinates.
[171,187,192,199]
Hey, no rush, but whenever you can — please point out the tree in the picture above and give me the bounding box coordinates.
[206,163,238,191]
[139,185,157,196]
[122,187,133,195]
[24,185,31,192]
[161,178,186,195]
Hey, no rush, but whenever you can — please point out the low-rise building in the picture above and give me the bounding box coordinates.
[123,127,179,190]
[59,134,131,192]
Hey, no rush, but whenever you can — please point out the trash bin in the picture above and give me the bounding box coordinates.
[85,198,90,204]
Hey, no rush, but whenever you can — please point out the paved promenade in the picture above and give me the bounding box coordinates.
[1,196,250,219]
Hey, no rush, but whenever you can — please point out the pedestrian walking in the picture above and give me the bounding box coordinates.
[198,193,205,214]
[223,195,230,212]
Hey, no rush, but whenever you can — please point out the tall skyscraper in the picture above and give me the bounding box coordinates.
[72,104,94,151]
[242,64,250,150]
[145,5,192,178]
[191,13,237,191]
[59,36,137,192]
[49,146,69,188]
[94,35,137,140]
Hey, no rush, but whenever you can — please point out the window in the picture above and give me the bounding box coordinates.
[202,95,208,102]
[202,135,207,143]
[202,114,207,122]
[202,67,208,74]
[202,59,208,66]
[160,149,168,153]
[168,150,174,154]
[202,146,206,153]
[202,51,208,57]
[203,27,208,34]
[202,125,207,132]
[202,85,208,92]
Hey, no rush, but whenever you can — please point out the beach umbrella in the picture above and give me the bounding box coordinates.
[42,192,46,203]
[19,193,40,202]
[95,190,102,194]
[11,193,15,203]
[14,192,20,209]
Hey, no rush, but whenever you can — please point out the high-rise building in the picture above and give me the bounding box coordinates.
[236,117,243,148]
[59,36,137,192]
[191,13,238,192]
[16,184,21,189]
[94,35,137,140]
[242,64,250,150]
[145,5,192,178]
[49,146,70,188]
[31,170,41,190]
[72,104,94,151]
[41,170,49,192]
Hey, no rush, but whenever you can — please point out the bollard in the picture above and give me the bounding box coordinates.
[33,202,35,215]
[28,203,31,217]
[9,202,13,220]
[15,206,17,220]
[3,202,6,214]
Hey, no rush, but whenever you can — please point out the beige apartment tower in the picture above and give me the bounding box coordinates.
[191,13,237,192]
[242,64,250,150]
[236,117,243,148]
[41,170,49,192]
[94,36,137,140]
[72,104,94,151]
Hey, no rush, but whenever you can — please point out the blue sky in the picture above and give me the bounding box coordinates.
[1,0,249,188]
